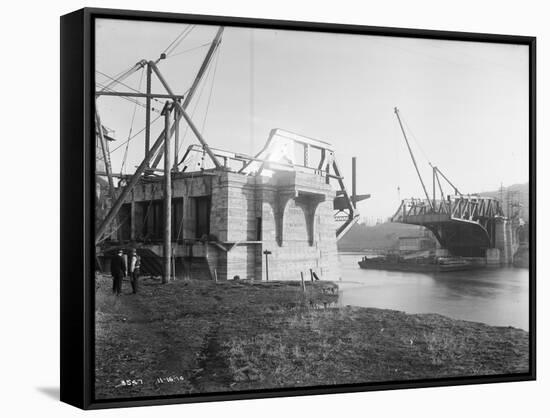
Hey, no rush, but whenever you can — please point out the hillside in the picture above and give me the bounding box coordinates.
[479,182,529,221]
[337,222,425,252]
[338,182,529,252]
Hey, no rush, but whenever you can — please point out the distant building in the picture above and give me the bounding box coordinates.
[398,235,435,252]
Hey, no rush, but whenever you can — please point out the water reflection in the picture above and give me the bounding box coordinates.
[338,253,529,330]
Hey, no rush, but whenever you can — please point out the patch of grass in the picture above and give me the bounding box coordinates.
[94,276,529,399]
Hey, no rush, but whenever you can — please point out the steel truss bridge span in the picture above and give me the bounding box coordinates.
[391,195,504,257]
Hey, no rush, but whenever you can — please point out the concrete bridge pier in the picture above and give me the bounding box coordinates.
[433,226,449,257]
[491,218,514,265]
[486,248,501,267]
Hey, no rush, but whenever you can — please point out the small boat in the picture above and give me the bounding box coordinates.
[358,254,479,273]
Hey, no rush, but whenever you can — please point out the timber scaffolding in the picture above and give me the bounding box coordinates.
[95,26,369,282]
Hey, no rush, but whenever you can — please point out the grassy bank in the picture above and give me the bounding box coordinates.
[95,275,528,399]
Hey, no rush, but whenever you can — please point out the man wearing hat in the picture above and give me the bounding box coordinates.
[110,249,126,296]
[129,249,141,294]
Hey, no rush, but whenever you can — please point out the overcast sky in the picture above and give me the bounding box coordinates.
[95,19,529,220]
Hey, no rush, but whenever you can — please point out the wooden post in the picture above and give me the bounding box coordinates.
[300,271,305,292]
[309,268,314,282]
[263,250,272,281]
[130,201,136,241]
[171,247,176,281]
[162,102,172,284]
[265,252,269,281]
[214,268,218,282]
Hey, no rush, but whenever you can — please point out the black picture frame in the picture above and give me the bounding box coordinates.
[60,7,536,410]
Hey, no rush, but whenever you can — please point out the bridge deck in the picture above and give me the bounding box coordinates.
[391,196,504,257]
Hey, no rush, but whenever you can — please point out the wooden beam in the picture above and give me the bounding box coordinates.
[151,27,224,169]
[150,62,221,169]
[95,108,115,200]
[95,110,175,245]
[332,159,354,214]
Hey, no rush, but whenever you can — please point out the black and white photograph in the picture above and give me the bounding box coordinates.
[4,0,550,415]
[91,14,533,402]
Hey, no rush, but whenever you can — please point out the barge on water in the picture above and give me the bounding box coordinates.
[358,254,481,273]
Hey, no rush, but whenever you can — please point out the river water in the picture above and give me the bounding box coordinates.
[337,253,529,330]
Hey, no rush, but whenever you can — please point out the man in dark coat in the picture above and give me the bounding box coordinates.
[129,249,141,294]
[111,249,126,296]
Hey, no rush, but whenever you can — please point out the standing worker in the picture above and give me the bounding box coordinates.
[111,249,126,296]
[129,249,141,294]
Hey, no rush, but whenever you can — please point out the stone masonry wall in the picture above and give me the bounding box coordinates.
[258,171,339,281]
[121,170,339,281]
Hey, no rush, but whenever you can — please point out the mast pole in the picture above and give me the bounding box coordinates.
[394,107,433,209]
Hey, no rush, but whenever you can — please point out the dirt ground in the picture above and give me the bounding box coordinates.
[94,274,529,400]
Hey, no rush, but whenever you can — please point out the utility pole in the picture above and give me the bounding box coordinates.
[162,102,173,284]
